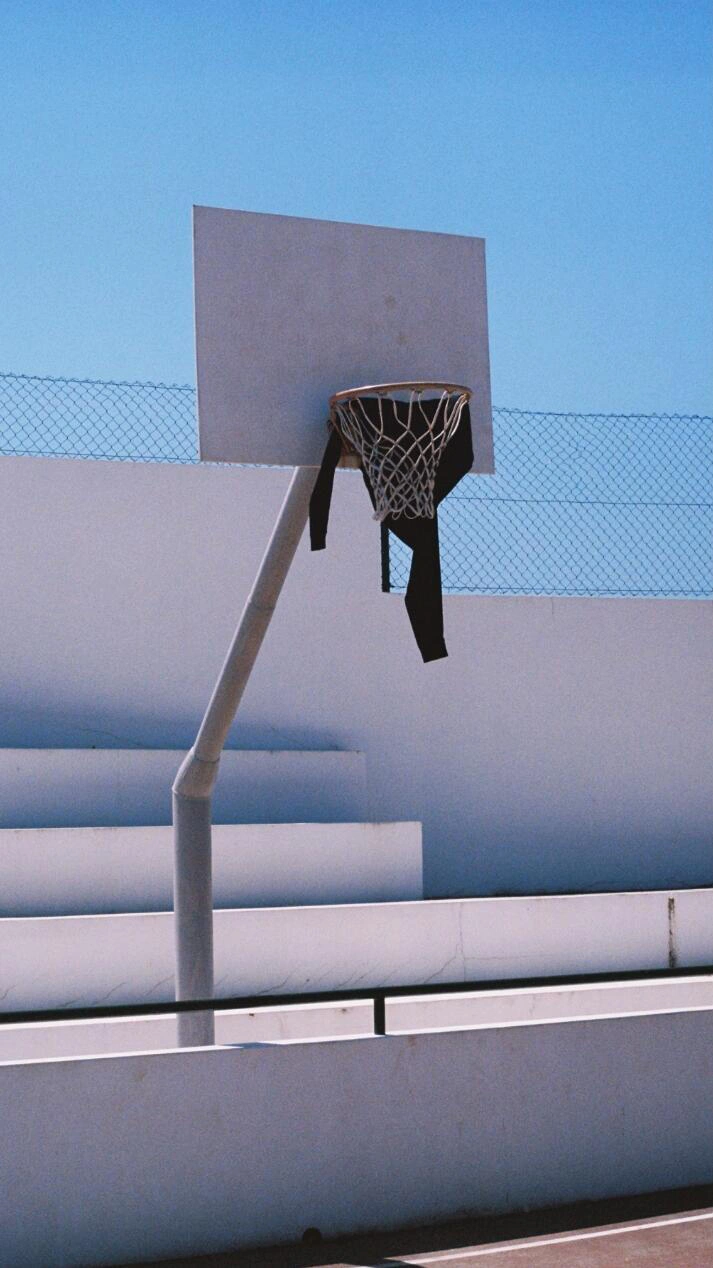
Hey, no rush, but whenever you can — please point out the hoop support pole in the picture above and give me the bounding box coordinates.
[172,466,318,1048]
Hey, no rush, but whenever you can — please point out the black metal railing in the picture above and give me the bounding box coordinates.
[3,963,712,1038]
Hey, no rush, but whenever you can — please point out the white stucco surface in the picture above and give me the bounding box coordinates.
[3,889,711,1011]
[0,746,367,827]
[1,455,711,896]
[2,1009,713,1265]
[0,820,422,915]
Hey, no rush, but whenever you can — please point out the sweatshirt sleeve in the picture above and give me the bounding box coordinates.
[309,426,343,551]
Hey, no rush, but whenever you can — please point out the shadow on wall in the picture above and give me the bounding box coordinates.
[0,696,346,753]
[422,801,713,899]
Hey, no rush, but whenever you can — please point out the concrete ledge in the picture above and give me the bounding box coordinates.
[2,888,711,1011]
[2,975,713,1062]
[0,1000,375,1061]
[0,747,368,827]
[1,1009,713,1266]
[0,821,423,915]
[388,972,713,1033]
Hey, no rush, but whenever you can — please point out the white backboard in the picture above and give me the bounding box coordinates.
[194,206,494,473]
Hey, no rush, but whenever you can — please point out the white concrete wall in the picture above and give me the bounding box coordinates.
[2,455,711,897]
[0,821,422,915]
[4,889,711,1011]
[0,747,367,827]
[2,1009,713,1265]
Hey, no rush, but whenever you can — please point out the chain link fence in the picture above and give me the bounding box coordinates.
[1,370,711,598]
[0,370,197,463]
[388,406,713,598]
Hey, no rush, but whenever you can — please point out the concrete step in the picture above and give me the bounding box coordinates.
[0,746,368,827]
[2,888,711,1012]
[2,975,713,1063]
[0,821,422,916]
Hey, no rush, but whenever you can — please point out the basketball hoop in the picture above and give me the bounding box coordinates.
[328,381,471,521]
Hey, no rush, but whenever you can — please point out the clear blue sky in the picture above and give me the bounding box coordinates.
[1,0,711,413]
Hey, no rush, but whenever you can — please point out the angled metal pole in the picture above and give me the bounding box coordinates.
[173,466,318,1047]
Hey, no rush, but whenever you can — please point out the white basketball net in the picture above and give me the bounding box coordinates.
[329,384,470,521]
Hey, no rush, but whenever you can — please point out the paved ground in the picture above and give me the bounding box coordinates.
[129,1184,713,1267]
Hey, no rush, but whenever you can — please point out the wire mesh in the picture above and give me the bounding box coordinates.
[391,407,713,599]
[1,371,711,598]
[0,370,197,463]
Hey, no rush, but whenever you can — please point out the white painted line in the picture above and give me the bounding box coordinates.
[397,1209,713,1262]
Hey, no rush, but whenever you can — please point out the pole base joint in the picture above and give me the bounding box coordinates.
[172,747,220,800]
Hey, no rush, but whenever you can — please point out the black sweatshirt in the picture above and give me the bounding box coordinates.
[309,399,474,662]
